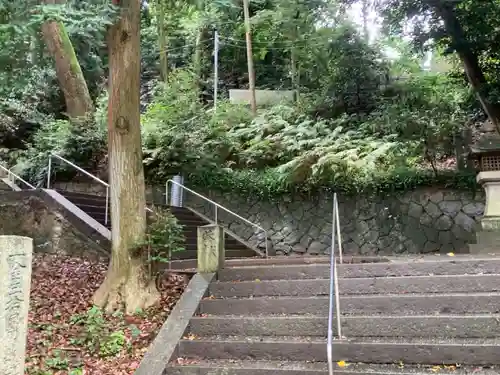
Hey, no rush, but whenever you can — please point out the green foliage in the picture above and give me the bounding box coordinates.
[44,350,70,371]
[188,166,477,198]
[144,207,186,265]
[69,306,128,358]
[14,93,108,185]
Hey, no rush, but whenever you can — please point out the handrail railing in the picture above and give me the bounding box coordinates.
[165,179,269,257]
[47,153,110,225]
[0,164,36,190]
[327,193,342,375]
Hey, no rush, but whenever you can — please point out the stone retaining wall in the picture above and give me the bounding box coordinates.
[0,190,109,260]
[50,181,486,256]
[184,188,485,256]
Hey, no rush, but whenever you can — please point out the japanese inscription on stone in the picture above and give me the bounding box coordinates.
[197,225,225,272]
[0,236,33,375]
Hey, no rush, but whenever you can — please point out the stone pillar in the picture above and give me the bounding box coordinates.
[477,171,500,231]
[0,236,33,375]
[197,224,225,273]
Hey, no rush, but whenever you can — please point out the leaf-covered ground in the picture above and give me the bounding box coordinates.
[25,254,187,375]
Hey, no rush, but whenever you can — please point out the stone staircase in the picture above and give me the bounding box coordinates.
[165,256,500,374]
[55,190,258,261]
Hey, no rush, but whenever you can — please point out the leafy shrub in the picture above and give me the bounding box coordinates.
[14,92,108,185]
[131,207,185,276]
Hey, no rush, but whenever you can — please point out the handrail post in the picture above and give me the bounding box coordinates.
[327,193,342,375]
[105,186,109,226]
[335,194,343,264]
[165,181,169,205]
[214,204,218,225]
[333,193,342,339]
[47,156,52,189]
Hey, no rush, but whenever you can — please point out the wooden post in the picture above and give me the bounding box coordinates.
[243,0,257,115]
[197,224,225,273]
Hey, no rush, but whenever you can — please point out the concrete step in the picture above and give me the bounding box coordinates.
[177,336,500,365]
[476,231,500,247]
[171,249,257,260]
[218,258,500,281]
[199,293,500,316]
[166,360,497,375]
[188,315,500,338]
[168,256,381,271]
[208,274,500,298]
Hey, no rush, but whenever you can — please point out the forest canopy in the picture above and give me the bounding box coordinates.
[0,0,496,195]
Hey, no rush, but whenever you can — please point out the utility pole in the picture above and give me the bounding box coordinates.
[243,0,257,115]
[214,29,219,110]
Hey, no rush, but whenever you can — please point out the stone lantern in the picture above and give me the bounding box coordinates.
[469,133,500,253]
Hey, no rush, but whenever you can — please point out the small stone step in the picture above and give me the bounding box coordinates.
[209,274,500,298]
[166,359,497,375]
[172,249,258,260]
[188,314,500,338]
[177,336,500,365]
[218,258,500,281]
[199,293,500,316]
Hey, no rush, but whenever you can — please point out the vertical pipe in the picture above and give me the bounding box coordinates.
[327,194,336,375]
[105,186,109,226]
[47,156,52,189]
[214,30,219,110]
[333,193,342,339]
[165,180,169,206]
[335,194,343,264]
[265,235,268,258]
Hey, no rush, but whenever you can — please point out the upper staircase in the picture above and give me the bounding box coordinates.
[55,190,258,261]
[0,155,260,262]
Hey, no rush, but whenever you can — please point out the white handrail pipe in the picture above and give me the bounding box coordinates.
[0,165,36,190]
[49,153,109,187]
[166,179,269,257]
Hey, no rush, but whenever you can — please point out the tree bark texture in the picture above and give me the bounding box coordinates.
[434,1,500,134]
[157,0,169,81]
[93,0,159,314]
[41,0,93,119]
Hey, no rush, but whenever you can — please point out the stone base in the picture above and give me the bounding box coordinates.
[197,224,225,273]
[470,229,500,254]
[480,216,500,231]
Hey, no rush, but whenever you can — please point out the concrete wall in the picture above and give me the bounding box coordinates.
[229,89,295,106]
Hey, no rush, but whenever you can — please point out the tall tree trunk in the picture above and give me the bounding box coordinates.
[157,0,169,82]
[41,0,93,119]
[93,0,159,314]
[361,0,369,42]
[434,1,500,134]
[193,28,204,80]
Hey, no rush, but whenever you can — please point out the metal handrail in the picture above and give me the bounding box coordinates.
[327,193,342,375]
[165,179,269,257]
[47,153,110,225]
[0,164,36,189]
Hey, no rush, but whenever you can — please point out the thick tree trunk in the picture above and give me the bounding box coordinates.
[93,0,159,314]
[435,1,500,134]
[41,0,93,119]
[157,0,169,81]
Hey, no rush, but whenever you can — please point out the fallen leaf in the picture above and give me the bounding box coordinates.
[337,360,348,368]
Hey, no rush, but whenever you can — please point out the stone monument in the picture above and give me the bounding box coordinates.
[469,133,500,253]
[0,236,34,375]
[197,224,225,273]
